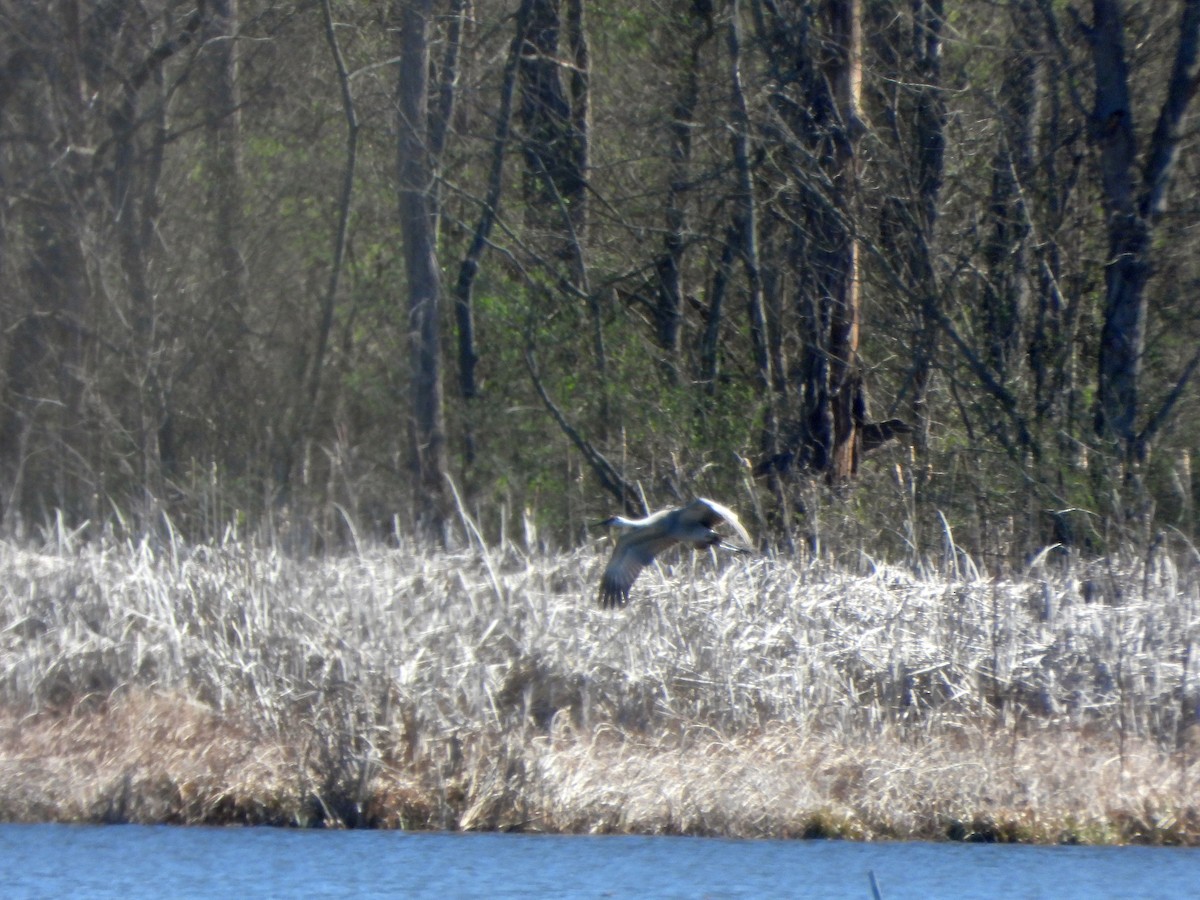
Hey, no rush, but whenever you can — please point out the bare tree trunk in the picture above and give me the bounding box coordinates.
[1088,0,1145,457]
[984,1,1045,421]
[912,1,945,454]
[655,3,715,384]
[1089,0,1200,465]
[396,0,448,534]
[201,0,250,419]
[428,0,464,191]
[982,11,1036,387]
[112,49,166,518]
[1033,31,1085,467]
[700,228,736,395]
[565,0,590,253]
[728,0,776,455]
[822,0,863,481]
[879,0,945,455]
[515,0,603,430]
[516,0,589,256]
[1087,0,1200,462]
[1,4,97,520]
[750,0,864,483]
[453,0,528,462]
[307,0,359,422]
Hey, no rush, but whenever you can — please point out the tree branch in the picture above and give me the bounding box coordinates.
[129,3,208,92]
[306,0,359,415]
[523,347,646,517]
[1140,0,1200,220]
[1136,343,1200,459]
[452,0,528,401]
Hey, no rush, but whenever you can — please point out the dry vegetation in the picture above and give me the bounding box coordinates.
[1,523,1199,844]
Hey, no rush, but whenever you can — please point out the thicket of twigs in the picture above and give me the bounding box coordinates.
[1,519,1198,843]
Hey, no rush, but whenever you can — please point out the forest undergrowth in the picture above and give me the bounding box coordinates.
[1,521,1198,844]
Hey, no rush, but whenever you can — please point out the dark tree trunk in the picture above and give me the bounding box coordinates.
[656,3,715,383]
[309,0,359,412]
[982,10,1037,387]
[396,0,448,533]
[700,229,736,396]
[1088,0,1200,461]
[1088,0,1146,454]
[201,0,250,424]
[5,3,208,525]
[111,46,167,513]
[516,0,589,255]
[0,4,102,520]
[755,0,864,482]
[728,0,776,455]
[452,0,528,461]
[911,1,946,453]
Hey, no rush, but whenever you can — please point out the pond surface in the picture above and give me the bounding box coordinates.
[0,823,1196,898]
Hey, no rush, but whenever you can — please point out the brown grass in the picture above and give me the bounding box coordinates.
[0,527,1197,841]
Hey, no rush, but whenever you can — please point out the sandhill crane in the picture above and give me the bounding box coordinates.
[595,497,753,608]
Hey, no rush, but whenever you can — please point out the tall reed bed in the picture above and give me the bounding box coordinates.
[1,529,1197,841]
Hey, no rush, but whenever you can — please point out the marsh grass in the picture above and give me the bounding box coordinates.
[1,528,1198,842]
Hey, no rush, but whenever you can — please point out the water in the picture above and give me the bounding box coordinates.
[1,824,1197,899]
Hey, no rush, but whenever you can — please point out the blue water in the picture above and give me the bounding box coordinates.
[0,824,1196,898]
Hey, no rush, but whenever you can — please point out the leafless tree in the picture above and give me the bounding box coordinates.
[396,0,448,534]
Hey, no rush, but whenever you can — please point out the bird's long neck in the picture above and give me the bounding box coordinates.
[606,515,645,530]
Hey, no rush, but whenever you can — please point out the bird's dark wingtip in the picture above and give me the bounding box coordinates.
[597,586,629,609]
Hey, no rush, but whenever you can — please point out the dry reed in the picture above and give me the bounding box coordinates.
[1,526,1198,842]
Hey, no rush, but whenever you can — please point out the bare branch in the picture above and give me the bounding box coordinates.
[523,347,646,518]
[1136,344,1200,459]
[1140,0,1200,220]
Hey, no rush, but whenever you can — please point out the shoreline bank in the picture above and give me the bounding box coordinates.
[3,538,1198,844]
[3,691,1197,844]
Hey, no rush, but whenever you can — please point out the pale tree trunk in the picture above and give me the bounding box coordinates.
[821,0,864,481]
[396,0,449,534]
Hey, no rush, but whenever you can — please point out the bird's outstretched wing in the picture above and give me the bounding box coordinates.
[687,497,753,548]
[596,498,751,607]
[598,534,675,608]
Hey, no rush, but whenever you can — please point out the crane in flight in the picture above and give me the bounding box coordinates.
[595,497,753,608]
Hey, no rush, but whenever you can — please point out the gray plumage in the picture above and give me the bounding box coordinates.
[596,497,753,608]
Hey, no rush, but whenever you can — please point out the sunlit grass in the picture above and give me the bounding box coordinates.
[1,526,1198,841]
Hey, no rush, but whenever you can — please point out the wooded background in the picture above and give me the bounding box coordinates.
[3,0,1199,565]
